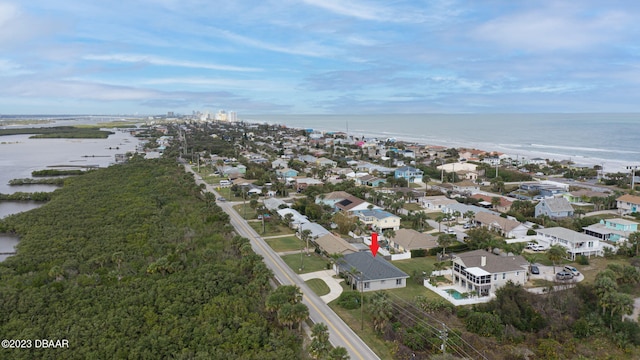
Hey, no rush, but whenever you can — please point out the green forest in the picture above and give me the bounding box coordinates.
[0,158,303,359]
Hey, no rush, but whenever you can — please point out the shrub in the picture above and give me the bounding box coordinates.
[336,291,361,310]
[576,255,589,265]
[526,229,537,236]
[465,311,503,337]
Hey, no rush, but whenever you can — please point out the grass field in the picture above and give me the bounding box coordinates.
[265,236,303,252]
[328,302,395,359]
[249,222,293,237]
[232,203,258,220]
[281,252,330,274]
[305,278,331,297]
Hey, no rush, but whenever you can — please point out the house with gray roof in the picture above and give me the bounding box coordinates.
[451,250,529,297]
[389,229,438,252]
[298,222,331,239]
[535,227,604,260]
[263,197,287,211]
[335,252,409,292]
[535,197,574,219]
[314,233,359,256]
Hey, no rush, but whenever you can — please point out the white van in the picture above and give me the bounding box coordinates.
[219,180,231,186]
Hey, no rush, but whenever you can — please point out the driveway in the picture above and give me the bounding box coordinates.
[526,264,583,294]
[299,270,345,304]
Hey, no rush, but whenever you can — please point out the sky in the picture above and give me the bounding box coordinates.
[1,0,640,115]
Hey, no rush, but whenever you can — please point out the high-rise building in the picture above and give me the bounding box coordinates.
[228,111,237,122]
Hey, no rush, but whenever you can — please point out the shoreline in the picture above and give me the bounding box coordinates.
[245,118,630,175]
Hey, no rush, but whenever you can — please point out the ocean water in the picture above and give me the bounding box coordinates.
[245,113,640,173]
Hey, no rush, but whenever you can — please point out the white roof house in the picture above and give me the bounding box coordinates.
[535,227,604,260]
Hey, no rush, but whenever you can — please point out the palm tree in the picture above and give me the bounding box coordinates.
[328,346,350,360]
[547,244,566,274]
[301,229,312,255]
[629,232,640,257]
[437,234,454,257]
[435,213,447,232]
[291,302,309,331]
[308,323,330,359]
[368,292,393,333]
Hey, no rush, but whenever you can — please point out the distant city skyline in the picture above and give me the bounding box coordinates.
[2,1,640,115]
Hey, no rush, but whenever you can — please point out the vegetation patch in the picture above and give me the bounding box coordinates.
[265,236,303,253]
[305,278,331,297]
[0,158,303,359]
[0,126,113,138]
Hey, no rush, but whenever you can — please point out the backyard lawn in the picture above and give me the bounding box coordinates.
[281,252,330,274]
[232,203,258,220]
[265,236,303,253]
[305,278,330,297]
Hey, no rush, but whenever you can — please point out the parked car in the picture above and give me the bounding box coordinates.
[531,245,547,252]
[217,197,226,202]
[257,214,271,220]
[564,265,580,277]
[556,271,574,280]
[445,228,456,234]
[530,265,540,275]
[526,242,536,249]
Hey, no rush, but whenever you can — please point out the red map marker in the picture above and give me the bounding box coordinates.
[370,232,379,257]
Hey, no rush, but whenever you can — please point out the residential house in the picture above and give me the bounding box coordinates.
[583,218,639,243]
[294,177,324,191]
[473,212,529,239]
[298,155,318,164]
[436,162,478,174]
[276,208,309,228]
[451,250,529,297]
[394,166,424,183]
[356,174,387,187]
[616,194,640,215]
[316,157,337,168]
[271,158,288,169]
[314,233,358,256]
[470,194,513,212]
[442,203,499,218]
[353,209,401,232]
[535,227,604,260]
[298,222,331,239]
[519,182,568,198]
[263,197,287,211]
[335,252,409,292]
[420,196,458,211]
[389,229,438,253]
[452,180,480,194]
[535,197,574,219]
[316,191,355,208]
[528,157,547,166]
[276,168,299,179]
[563,189,610,204]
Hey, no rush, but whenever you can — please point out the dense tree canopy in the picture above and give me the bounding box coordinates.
[0,158,302,359]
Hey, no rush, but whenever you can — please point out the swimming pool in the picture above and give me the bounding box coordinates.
[445,289,464,299]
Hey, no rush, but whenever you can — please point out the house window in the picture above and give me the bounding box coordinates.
[494,274,497,280]
[396,279,402,285]
[502,273,506,279]
[381,280,385,284]
[364,282,370,289]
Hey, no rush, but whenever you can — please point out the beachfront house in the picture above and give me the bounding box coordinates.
[335,252,409,292]
[394,166,423,183]
[420,196,458,211]
[616,194,640,215]
[450,250,529,298]
[535,227,604,260]
[535,197,574,219]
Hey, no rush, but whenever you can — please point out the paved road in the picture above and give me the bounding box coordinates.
[187,165,379,360]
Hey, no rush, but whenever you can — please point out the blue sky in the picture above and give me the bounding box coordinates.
[1,0,640,115]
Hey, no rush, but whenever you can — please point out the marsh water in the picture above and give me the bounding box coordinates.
[0,128,143,261]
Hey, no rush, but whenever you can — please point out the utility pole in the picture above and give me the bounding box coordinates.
[360,271,364,331]
[627,166,639,190]
[438,323,448,354]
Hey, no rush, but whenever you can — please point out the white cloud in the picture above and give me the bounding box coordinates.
[216,29,337,58]
[83,54,262,72]
[474,7,632,52]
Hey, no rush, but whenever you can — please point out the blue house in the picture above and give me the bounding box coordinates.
[394,166,423,183]
[584,218,639,243]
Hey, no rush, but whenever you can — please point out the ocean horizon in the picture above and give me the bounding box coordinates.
[244,113,640,174]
